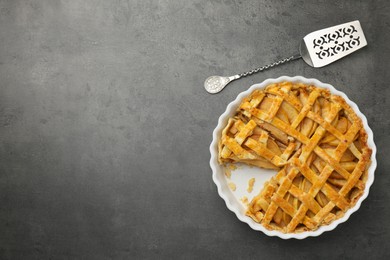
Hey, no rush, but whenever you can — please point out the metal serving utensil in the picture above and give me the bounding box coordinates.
[204,20,367,94]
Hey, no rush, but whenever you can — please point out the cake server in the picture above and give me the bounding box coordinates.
[204,20,367,94]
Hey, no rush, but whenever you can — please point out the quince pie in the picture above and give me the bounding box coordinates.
[218,82,372,233]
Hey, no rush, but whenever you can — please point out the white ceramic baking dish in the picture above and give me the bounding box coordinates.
[209,76,377,239]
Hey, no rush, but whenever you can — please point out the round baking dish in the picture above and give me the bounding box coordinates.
[209,76,377,239]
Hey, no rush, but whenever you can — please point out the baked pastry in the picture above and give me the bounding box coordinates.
[218,82,372,233]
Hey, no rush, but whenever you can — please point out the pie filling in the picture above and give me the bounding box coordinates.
[218,82,372,233]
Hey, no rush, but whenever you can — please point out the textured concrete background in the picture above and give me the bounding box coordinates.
[0,0,389,259]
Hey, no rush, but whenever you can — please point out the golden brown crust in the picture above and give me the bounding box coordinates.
[218,82,372,233]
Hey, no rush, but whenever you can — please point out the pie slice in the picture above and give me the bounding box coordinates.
[218,82,372,233]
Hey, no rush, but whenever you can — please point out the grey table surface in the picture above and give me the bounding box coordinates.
[0,0,389,259]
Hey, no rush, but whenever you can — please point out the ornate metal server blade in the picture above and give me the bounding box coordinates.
[300,20,367,68]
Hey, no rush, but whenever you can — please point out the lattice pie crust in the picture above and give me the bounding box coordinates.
[218,82,371,233]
